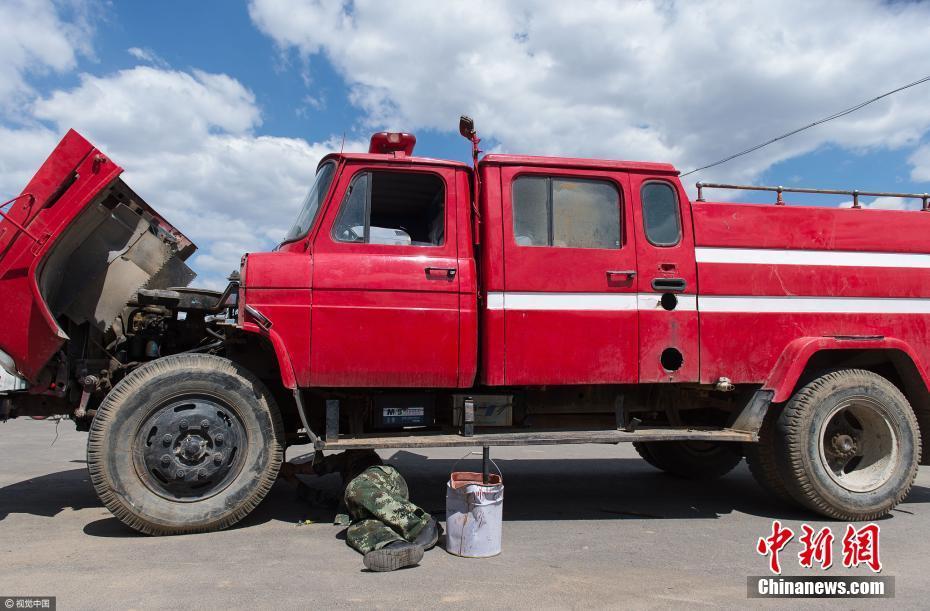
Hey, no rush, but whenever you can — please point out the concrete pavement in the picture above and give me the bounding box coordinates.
[1,418,928,609]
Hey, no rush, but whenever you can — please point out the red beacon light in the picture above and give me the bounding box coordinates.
[368,132,416,156]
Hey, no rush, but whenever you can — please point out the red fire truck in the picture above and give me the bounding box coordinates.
[1,119,927,535]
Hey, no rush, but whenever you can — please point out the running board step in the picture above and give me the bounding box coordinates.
[317,427,756,450]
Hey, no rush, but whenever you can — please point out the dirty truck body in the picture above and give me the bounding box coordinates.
[1,127,928,534]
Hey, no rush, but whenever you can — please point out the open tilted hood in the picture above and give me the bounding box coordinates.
[0,129,196,383]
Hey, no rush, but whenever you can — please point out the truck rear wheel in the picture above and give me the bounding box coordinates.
[773,369,920,521]
[633,440,742,479]
[87,354,284,535]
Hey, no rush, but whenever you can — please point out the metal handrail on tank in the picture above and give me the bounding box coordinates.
[695,181,930,210]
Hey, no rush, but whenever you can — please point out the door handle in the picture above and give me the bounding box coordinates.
[425,267,456,280]
[606,270,636,280]
[651,277,686,292]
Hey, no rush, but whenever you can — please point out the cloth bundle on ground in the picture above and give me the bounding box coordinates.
[287,449,440,571]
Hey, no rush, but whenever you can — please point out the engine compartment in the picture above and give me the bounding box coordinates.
[2,179,237,426]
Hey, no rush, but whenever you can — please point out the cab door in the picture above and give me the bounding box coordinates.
[499,167,638,385]
[628,174,699,382]
[309,164,461,387]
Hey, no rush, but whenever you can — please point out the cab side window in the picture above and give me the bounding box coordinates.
[640,182,681,246]
[512,176,620,249]
[333,171,445,246]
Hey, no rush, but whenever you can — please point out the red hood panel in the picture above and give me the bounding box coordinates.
[0,129,195,383]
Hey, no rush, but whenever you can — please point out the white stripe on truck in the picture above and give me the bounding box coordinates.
[695,247,930,268]
[486,292,695,311]
[485,292,930,314]
[487,292,638,311]
[698,295,930,314]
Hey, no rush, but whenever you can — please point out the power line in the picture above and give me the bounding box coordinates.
[680,74,930,177]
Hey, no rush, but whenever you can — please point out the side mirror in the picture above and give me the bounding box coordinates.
[459,115,476,140]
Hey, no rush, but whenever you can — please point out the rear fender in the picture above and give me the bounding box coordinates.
[763,336,930,402]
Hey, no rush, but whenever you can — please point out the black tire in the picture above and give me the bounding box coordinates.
[87,354,285,535]
[773,369,920,521]
[632,440,655,462]
[633,440,743,479]
[744,406,796,504]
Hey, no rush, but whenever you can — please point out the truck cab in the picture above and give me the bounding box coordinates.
[264,148,476,389]
[244,141,698,392]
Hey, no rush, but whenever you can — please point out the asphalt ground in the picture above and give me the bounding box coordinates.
[1,418,928,609]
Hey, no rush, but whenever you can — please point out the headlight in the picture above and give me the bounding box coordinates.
[0,349,26,393]
[0,349,16,376]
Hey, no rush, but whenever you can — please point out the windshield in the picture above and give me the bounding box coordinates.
[283,161,337,242]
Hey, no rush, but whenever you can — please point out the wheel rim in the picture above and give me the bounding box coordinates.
[133,394,247,502]
[817,396,898,493]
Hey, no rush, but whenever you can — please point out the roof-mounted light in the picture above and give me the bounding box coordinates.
[369,132,416,156]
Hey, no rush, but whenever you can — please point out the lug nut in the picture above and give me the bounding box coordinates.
[175,470,186,480]
[201,419,210,429]
[179,419,189,430]
[197,469,208,480]
[213,454,224,465]
[162,434,172,446]
[215,434,224,446]
[160,455,171,466]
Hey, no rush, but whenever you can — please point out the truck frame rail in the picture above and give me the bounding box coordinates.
[302,426,756,451]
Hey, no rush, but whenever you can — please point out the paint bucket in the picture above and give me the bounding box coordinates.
[445,456,504,558]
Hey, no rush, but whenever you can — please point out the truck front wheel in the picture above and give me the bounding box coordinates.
[773,369,920,521]
[633,441,743,479]
[744,407,796,504]
[87,354,284,535]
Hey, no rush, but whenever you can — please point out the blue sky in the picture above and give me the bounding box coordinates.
[92,2,357,144]
[2,0,930,286]
[78,1,472,164]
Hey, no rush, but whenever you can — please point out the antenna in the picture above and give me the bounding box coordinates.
[340,131,345,154]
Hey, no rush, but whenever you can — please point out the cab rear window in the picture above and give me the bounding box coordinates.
[640,182,681,246]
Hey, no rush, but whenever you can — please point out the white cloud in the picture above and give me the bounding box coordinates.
[0,0,94,115]
[910,145,930,183]
[7,0,930,291]
[127,47,169,68]
[249,0,930,187]
[1,65,362,288]
[838,196,923,211]
[0,0,358,289]
[34,67,262,154]
[0,125,61,196]
[299,94,326,113]
[112,131,352,286]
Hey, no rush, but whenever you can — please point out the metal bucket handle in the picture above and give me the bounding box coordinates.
[450,449,502,479]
